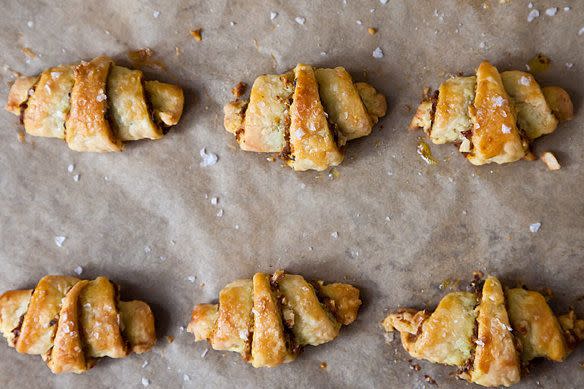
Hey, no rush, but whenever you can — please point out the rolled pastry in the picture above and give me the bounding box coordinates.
[0,275,156,374]
[5,55,184,153]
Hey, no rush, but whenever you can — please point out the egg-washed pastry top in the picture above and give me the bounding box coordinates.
[0,275,156,374]
[224,64,387,171]
[188,270,361,368]
[383,275,584,387]
[5,55,184,152]
[410,60,573,165]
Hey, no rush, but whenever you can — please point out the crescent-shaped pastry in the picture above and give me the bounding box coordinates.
[382,275,583,387]
[410,60,573,165]
[0,275,156,374]
[187,270,361,368]
[224,64,387,171]
[5,55,184,153]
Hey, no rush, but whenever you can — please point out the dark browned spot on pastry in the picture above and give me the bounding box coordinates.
[48,317,58,327]
[11,313,26,342]
[231,82,247,98]
[128,48,166,70]
[235,128,245,142]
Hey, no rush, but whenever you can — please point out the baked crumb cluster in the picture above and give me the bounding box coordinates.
[383,275,584,387]
[188,270,361,367]
[224,64,387,171]
[410,61,573,167]
[5,56,184,152]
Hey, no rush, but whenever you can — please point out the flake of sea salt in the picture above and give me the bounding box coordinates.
[54,236,66,247]
[372,47,384,59]
[579,27,584,36]
[27,21,34,28]
[380,0,389,5]
[216,209,224,217]
[492,96,504,107]
[141,360,149,368]
[187,276,196,283]
[210,197,218,205]
[528,2,533,9]
[183,374,190,382]
[67,164,74,173]
[519,76,530,86]
[356,20,362,25]
[73,174,80,182]
[331,231,339,240]
[141,377,150,387]
[270,11,278,20]
[527,9,540,22]
[501,124,511,134]
[545,7,558,16]
[144,246,152,253]
[73,266,83,275]
[153,10,160,18]
[529,222,541,233]
[565,63,574,70]
[199,148,218,167]
[96,92,107,102]
[201,348,209,358]
[295,17,306,25]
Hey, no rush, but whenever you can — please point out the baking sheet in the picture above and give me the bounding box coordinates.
[0,0,583,388]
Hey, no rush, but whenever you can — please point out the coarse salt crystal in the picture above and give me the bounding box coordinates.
[183,374,190,382]
[54,236,66,247]
[528,2,533,9]
[74,266,83,275]
[27,21,34,28]
[270,11,278,20]
[356,20,362,25]
[372,47,384,59]
[141,377,150,387]
[579,27,584,36]
[380,0,389,4]
[73,174,80,182]
[199,148,218,167]
[527,9,539,22]
[51,71,60,79]
[565,63,574,69]
[564,7,571,12]
[67,164,74,173]
[529,222,541,233]
[475,339,485,347]
[331,231,339,239]
[201,348,208,358]
[501,124,511,134]
[144,246,152,253]
[295,17,305,25]
[153,10,160,18]
[187,276,196,283]
[519,76,530,86]
[96,93,107,102]
[210,197,218,205]
[216,209,224,217]
[545,7,558,16]
[492,96,504,107]
[141,360,149,368]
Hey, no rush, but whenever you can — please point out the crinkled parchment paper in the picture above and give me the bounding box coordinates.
[0,0,583,388]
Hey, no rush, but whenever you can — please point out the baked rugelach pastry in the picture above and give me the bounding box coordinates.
[188,270,361,367]
[0,275,156,374]
[382,275,584,387]
[224,64,387,171]
[5,55,184,152]
[410,60,573,165]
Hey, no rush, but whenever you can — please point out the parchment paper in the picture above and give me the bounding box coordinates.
[0,1,583,388]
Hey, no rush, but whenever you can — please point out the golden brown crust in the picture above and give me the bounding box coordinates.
[506,288,568,363]
[189,271,360,368]
[469,277,520,387]
[5,76,38,115]
[0,275,155,374]
[355,82,387,124]
[467,61,527,165]
[0,289,32,347]
[432,76,476,144]
[16,276,79,355]
[144,80,185,126]
[315,68,373,144]
[210,279,254,354]
[288,64,344,171]
[65,56,123,152]
[119,300,156,354]
[47,280,90,374]
[500,71,558,140]
[23,65,75,139]
[318,282,362,325]
[237,72,294,152]
[79,276,127,358]
[107,66,162,141]
[250,273,290,367]
[542,86,574,122]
